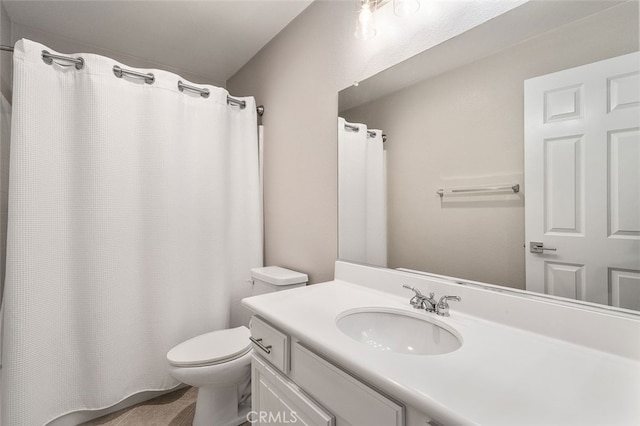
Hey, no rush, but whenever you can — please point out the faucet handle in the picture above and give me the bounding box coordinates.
[402,284,423,297]
[436,295,461,317]
[403,285,427,309]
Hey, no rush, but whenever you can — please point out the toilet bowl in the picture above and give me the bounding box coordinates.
[167,327,253,426]
[167,266,308,426]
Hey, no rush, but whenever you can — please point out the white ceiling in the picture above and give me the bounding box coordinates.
[3,0,314,85]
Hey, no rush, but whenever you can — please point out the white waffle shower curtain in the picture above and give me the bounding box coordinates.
[1,39,263,426]
[338,117,386,266]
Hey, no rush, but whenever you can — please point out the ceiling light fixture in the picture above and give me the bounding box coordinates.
[355,0,378,41]
[354,0,421,40]
[393,0,420,17]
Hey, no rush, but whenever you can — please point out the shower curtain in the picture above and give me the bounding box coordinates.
[0,92,10,296]
[0,91,11,369]
[1,39,263,426]
[338,117,386,266]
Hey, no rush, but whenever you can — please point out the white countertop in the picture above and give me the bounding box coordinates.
[242,279,640,426]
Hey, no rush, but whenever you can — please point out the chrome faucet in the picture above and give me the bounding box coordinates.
[402,285,437,312]
[436,295,461,317]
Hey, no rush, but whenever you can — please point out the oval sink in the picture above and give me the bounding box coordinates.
[336,308,462,355]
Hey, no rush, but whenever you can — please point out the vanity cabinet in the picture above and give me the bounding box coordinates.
[251,354,335,426]
[250,315,405,426]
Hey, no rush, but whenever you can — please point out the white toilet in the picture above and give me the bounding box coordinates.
[167,266,308,426]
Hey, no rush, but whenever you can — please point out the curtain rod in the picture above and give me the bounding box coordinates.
[344,122,387,142]
[0,44,264,116]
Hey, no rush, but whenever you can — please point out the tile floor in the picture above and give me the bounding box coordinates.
[81,387,250,426]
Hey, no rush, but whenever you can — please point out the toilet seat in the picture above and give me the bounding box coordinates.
[167,326,251,367]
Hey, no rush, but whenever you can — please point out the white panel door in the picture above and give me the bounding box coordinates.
[524,52,640,310]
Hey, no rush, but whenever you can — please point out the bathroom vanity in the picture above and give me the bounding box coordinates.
[249,315,403,425]
[243,261,640,426]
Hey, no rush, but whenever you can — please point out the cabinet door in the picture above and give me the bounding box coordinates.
[291,342,404,426]
[252,354,335,426]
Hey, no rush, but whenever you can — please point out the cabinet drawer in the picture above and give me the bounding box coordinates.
[291,342,404,426]
[250,316,289,373]
[252,354,334,426]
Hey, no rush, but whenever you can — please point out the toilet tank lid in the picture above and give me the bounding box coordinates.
[250,266,308,285]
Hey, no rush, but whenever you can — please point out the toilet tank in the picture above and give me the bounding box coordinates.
[250,266,308,296]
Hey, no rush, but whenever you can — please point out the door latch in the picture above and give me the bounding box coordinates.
[529,242,557,254]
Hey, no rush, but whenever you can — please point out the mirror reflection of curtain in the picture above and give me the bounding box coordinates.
[338,117,386,266]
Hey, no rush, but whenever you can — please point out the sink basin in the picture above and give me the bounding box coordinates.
[336,308,462,355]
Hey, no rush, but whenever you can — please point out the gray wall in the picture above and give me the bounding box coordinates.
[342,2,639,289]
[227,0,521,283]
[0,1,10,100]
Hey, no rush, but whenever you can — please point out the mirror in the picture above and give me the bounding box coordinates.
[338,0,640,313]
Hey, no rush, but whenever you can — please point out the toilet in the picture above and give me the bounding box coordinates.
[167,266,308,426]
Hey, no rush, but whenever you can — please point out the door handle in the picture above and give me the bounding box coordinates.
[530,242,557,254]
